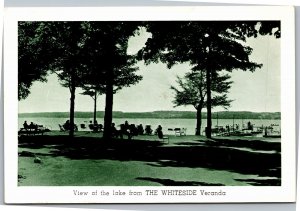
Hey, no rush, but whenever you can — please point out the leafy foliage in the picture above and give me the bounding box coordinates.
[171,71,233,110]
[139,21,280,137]
[76,22,143,138]
[18,21,143,138]
[79,22,143,93]
[19,21,280,138]
[171,70,233,135]
[139,21,265,71]
[18,22,51,100]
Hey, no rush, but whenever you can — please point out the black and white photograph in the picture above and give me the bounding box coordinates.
[4,6,296,203]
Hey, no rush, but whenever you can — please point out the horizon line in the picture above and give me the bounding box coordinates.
[18,110,281,114]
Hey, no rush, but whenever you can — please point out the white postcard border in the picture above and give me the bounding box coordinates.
[4,6,296,203]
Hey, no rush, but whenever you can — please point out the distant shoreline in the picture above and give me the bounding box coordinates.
[18,111,281,120]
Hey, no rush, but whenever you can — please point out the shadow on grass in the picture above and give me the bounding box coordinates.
[234,178,281,186]
[207,138,281,152]
[18,135,281,185]
[136,177,225,186]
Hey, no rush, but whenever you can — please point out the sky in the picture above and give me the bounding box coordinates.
[18,26,281,113]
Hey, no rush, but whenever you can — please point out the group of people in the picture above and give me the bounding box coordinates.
[23,121,38,131]
[110,120,166,139]
[21,120,51,134]
[63,120,78,131]
[22,119,167,140]
[111,121,141,139]
[88,120,103,132]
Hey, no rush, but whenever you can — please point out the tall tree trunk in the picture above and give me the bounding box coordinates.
[195,107,202,135]
[69,72,76,137]
[103,70,114,140]
[93,90,97,124]
[206,67,212,138]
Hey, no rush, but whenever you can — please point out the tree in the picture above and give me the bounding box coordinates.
[19,21,91,137]
[139,21,280,138]
[102,45,142,139]
[80,86,105,125]
[79,48,106,125]
[171,70,232,135]
[18,21,143,138]
[18,22,53,100]
[46,22,91,137]
[79,22,143,139]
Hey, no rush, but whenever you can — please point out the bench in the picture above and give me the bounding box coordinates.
[19,125,50,136]
[18,128,45,136]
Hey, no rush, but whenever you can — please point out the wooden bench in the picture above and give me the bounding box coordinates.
[18,128,45,136]
[19,125,50,136]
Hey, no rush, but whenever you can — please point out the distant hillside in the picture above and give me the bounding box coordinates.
[19,111,281,119]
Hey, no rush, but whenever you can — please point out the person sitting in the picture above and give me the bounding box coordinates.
[137,124,144,135]
[88,121,94,131]
[98,124,103,131]
[156,125,162,137]
[93,120,100,131]
[111,123,118,138]
[156,125,169,143]
[120,123,132,140]
[124,121,130,131]
[29,122,38,131]
[145,125,153,135]
[23,121,29,130]
[91,120,100,132]
[63,120,70,131]
[130,124,138,136]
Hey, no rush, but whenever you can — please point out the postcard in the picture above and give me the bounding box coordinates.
[4,6,296,203]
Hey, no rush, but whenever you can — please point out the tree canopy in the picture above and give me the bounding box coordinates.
[18,21,143,138]
[18,22,53,100]
[171,71,232,109]
[138,21,280,137]
[19,20,280,138]
[171,70,233,135]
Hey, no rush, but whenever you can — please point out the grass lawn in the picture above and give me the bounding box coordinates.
[18,131,281,186]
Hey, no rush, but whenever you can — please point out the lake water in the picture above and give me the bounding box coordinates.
[19,117,281,136]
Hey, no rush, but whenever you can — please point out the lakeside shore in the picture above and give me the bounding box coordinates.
[18,111,281,120]
[18,131,281,186]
